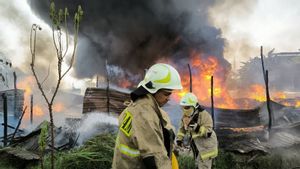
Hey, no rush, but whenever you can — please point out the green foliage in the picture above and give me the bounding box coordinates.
[178,154,195,169]
[0,160,19,169]
[2,134,299,169]
[57,133,116,169]
[28,133,116,169]
[38,121,49,152]
[74,5,83,25]
[49,0,83,29]
[38,122,49,169]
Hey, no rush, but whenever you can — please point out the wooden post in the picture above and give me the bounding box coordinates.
[96,76,99,88]
[210,76,215,130]
[2,93,8,146]
[13,72,18,117]
[260,46,266,83]
[30,95,33,124]
[265,71,272,133]
[188,64,192,92]
[260,46,273,135]
[10,106,27,145]
[106,60,110,113]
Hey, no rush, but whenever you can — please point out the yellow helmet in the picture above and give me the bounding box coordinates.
[180,92,198,108]
[138,63,183,93]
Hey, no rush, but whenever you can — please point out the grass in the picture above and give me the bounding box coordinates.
[177,144,300,169]
[30,133,116,169]
[1,133,300,169]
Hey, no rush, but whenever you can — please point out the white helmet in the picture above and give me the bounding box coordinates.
[180,92,198,108]
[138,63,182,94]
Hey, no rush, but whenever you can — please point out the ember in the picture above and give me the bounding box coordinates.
[222,125,264,133]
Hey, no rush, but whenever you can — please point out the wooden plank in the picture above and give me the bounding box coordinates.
[82,87,130,114]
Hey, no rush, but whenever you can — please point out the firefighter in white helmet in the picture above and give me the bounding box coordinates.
[112,63,182,169]
[176,92,218,169]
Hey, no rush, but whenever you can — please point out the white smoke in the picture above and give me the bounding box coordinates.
[75,112,118,145]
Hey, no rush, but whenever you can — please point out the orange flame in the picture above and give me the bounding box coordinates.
[245,84,289,102]
[273,92,286,99]
[177,51,238,109]
[247,84,266,102]
[158,52,300,109]
[53,102,65,112]
[296,101,300,108]
[280,99,300,108]
[223,125,264,133]
[17,76,34,99]
[118,79,133,88]
[17,76,46,120]
[17,76,68,122]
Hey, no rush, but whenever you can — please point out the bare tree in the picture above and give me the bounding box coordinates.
[30,1,83,169]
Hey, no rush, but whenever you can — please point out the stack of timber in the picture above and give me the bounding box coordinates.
[206,107,263,148]
[206,107,261,129]
[82,87,131,114]
[0,89,24,117]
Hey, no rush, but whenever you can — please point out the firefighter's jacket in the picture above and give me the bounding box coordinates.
[176,109,218,161]
[112,94,175,169]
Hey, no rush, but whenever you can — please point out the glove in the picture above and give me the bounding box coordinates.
[176,140,183,147]
[188,123,200,132]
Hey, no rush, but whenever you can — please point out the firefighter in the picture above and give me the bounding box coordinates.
[176,93,218,169]
[112,63,182,169]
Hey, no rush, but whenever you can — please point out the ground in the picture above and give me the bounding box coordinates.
[0,133,300,169]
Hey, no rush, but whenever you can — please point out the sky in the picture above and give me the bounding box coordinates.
[209,0,300,70]
[0,0,300,89]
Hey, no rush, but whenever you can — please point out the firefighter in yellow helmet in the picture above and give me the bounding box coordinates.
[112,63,182,169]
[176,93,218,169]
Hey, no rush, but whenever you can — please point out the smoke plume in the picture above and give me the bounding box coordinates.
[28,0,229,83]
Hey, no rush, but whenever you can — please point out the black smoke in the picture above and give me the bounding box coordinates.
[28,0,229,83]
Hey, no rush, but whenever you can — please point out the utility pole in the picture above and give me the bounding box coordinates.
[96,75,99,88]
[210,76,215,130]
[13,72,18,117]
[188,64,192,92]
[260,46,273,134]
[2,94,8,146]
[30,95,33,124]
[105,60,110,113]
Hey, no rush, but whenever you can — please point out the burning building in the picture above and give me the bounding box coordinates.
[0,53,24,113]
[0,52,24,144]
[239,50,300,93]
[0,52,24,117]
[25,0,300,155]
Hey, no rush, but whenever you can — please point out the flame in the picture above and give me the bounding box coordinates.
[53,102,65,112]
[118,79,133,88]
[280,99,300,108]
[245,84,290,102]
[32,106,45,117]
[17,76,34,99]
[273,92,286,99]
[280,101,292,107]
[158,52,300,109]
[248,84,266,102]
[17,76,46,120]
[17,76,68,122]
[296,101,300,107]
[175,51,238,109]
[223,125,264,133]
[174,90,188,101]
